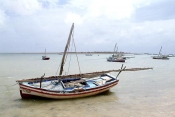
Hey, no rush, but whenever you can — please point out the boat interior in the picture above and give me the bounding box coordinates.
[22,74,117,92]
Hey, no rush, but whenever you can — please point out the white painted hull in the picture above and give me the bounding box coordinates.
[19,80,119,99]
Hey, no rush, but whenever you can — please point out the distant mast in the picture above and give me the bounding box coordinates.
[113,43,117,56]
[158,46,162,56]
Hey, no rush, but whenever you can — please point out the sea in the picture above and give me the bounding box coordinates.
[0,53,175,117]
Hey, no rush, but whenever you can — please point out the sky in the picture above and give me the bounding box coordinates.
[0,0,175,54]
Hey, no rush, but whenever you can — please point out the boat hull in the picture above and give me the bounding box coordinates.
[42,58,50,60]
[107,60,125,62]
[42,56,50,60]
[107,58,125,62]
[152,56,169,60]
[18,80,119,99]
[107,56,125,62]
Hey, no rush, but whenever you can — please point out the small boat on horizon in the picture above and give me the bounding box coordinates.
[107,55,125,62]
[107,43,126,62]
[42,49,50,60]
[152,46,169,60]
[85,53,93,56]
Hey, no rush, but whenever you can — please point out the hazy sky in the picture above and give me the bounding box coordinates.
[0,0,175,54]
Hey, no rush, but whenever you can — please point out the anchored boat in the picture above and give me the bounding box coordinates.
[152,46,169,60]
[42,49,50,60]
[107,43,126,62]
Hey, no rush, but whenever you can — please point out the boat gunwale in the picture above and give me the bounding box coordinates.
[19,79,119,93]
[19,80,119,98]
[20,79,119,94]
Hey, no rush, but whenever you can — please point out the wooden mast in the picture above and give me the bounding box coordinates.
[59,23,74,75]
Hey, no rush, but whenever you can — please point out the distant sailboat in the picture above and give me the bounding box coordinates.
[42,49,50,60]
[107,43,125,62]
[85,52,92,56]
[152,46,169,60]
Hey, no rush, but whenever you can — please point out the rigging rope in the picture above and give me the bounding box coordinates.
[55,63,60,75]
[55,26,81,76]
[72,29,81,74]
[55,47,70,75]
[67,39,74,75]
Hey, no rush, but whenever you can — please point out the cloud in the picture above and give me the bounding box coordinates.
[133,0,175,22]
[67,0,136,20]
[0,9,6,25]
[65,12,83,24]
[88,0,135,20]
[39,0,63,8]
[1,0,42,16]
[0,0,175,53]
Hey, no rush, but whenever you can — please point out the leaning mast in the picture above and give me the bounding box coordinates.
[59,23,74,75]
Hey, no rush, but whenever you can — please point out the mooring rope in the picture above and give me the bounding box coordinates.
[5,83,18,87]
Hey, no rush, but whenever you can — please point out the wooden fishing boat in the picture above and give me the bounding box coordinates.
[16,23,152,99]
[16,67,152,99]
[107,43,126,62]
[152,46,169,60]
[107,56,125,62]
[153,55,169,60]
[17,73,120,99]
[42,49,50,60]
